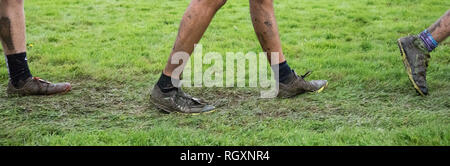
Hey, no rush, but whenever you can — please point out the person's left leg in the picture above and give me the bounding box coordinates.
[397,10,450,96]
[1,0,71,96]
[249,0,327,98]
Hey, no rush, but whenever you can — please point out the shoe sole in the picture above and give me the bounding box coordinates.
[397,39,426,96]
[6,85,72,97]
[150,97,216,115]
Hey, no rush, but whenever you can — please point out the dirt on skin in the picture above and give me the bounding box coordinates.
[0,17,15,51]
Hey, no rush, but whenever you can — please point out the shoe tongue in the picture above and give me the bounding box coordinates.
[176,90,202,106]
[414,38,431,55]
[284,70,297,83]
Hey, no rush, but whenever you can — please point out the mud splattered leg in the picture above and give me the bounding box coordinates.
[428,10,450,43]
[0,0,26,55]
[250,0,286,65]
[163,0,227,78]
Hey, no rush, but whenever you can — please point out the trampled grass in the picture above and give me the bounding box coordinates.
[0,0,449,145]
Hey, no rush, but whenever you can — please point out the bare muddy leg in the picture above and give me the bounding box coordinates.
[1,0,71,96]
[249,0,285,65]
[151,0,227,114]
[0,0,26,55]
[163,0,227,79]
[249,0,327,98]
[427,10,450,43]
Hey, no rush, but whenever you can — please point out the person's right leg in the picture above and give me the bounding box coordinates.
[151,0,227,114]
[1,0,30,89]
[1,0,71,96]
[427,10,450,43]
[397,10,450,96]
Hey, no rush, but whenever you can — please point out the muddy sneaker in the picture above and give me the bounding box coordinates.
[6,77,72,96]
[397,35,430,96]
[150,85,215,114]
[277,71,328,98]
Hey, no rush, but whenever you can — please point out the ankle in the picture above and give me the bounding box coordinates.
[271,61,294,84]
[6,52,33,88]
[414,37,432,54]
[418,30,438,52]
[156,73,180,93]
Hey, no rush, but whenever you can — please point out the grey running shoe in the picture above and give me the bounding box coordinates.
[277,71,328,98]
[7,77,71,96]
[150,85,215,114]
[397,35,430,96]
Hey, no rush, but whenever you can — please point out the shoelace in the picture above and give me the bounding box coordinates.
[301,71,312,79]
[176,91,201,107]
[33,77,51,84]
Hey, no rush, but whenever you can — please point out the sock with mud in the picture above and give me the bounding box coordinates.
[156,73,180,93]
[419,29,439,52]
[6,52,32,88]
[272,61,294,84]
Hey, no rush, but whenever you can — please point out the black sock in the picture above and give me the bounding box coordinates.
[156,73,180,93]
[6,52,32,88]
[271,61,294,84]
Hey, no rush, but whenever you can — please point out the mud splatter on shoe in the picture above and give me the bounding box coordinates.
[7,77,71,96]
[150,85,215,114]
[397,35,430,96]
[277,71,328,98]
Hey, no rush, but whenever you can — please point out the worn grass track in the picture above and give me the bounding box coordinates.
[0,0,449,145]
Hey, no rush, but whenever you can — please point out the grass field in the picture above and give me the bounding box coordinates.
[0,0,449,145]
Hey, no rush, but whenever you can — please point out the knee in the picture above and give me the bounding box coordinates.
[1,0,24,9]
[213,0,228,8]
[250,0,273,7]
[201,0,227,10]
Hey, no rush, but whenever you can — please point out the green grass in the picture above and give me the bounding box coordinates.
[0,0,449,145]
